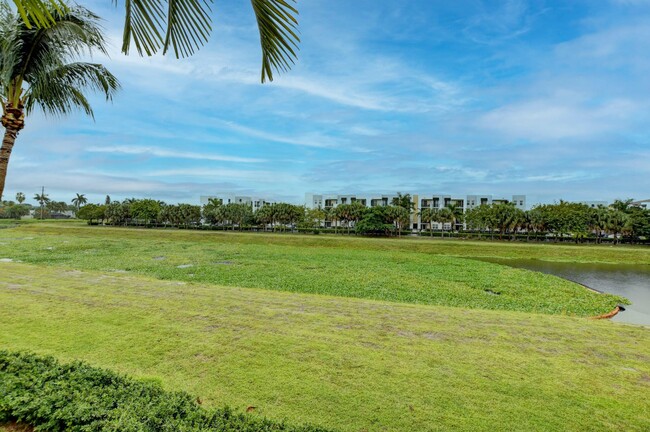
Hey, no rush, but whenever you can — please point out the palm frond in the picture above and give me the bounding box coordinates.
[251,0,299,82]
[119,0,211,58]
[121,0,165,56]
[11,0,66,29]
[163,0,211,58]
[25,62,120,117]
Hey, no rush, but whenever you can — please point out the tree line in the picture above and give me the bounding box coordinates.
[463,200,648,244]
[4,191,647,244]
[0,191,89,219]
[69,195,650,244]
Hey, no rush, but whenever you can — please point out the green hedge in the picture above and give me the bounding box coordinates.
[0,351,332,432]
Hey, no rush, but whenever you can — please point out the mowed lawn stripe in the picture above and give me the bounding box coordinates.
[0,224,628,316]
[1,262,648,432]
[5,222,650,264]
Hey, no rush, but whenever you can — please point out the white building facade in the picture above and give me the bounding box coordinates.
[305,192,527,230]
[200,194,275,212]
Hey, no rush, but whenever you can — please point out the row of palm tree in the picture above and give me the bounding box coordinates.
[463,200,648,243]
[419,204,464,237]
[70,196,650,242]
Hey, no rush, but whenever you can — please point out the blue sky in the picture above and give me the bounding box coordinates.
[5,0,650,206]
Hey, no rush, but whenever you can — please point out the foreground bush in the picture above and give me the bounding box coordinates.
[0,351,331,432]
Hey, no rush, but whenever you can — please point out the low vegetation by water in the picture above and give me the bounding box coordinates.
[0,222,633,316]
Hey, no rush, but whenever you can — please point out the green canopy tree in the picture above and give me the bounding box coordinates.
[0,4,120,200]
[15,191,24,203]
[386,205,410,238]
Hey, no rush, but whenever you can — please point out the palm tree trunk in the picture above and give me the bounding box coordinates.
[1,104,25,201]
[0,126,19,201]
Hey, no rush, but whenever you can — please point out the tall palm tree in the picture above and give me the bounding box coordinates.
[0,4,120,201]
[33,190,49,219]
[71,193,87,211]
[15,191,24,203]
[445,203,464,233]
[12,0,300,84]
[437,207,454,238]
[419,207,434,237]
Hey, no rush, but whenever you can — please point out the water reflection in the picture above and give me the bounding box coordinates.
[478,258,650,325]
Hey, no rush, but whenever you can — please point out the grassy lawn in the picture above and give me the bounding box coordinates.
[1,262,649,431]
[0,223,633,316]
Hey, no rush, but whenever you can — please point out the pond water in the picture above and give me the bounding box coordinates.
[478,258,650,326]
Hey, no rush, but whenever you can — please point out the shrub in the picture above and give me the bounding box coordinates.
[0,351,332,432]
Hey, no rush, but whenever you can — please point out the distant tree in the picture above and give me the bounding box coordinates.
[15,192,25,204]
[625,206,650,241]
[71,193,87,211]
[273,203,302,231]
[177,204,201,227]
[419,207,434,236]
[355,206,393,236]
[391,193,415,212]
[221,203,254,230]
[33,191,49,219]
[464,205,493,237]
[607,208,629,245]
[0,203,29,219]
[386,205,410,237]
[326,207,339,234]
[253,204,275,231]
[77,204,106,224]
[436,207,454,238]
[130,199,162,225]
[46,200,68,214]
[105,195,111,205]
[304,207,326,229]
[445,203,464,233]
[334,204,353,234]
[105,201,130,226]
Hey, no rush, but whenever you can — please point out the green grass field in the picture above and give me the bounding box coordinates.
[1,222,649,431]
[0,223,637,316]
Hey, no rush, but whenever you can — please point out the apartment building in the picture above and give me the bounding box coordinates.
[581,200,609,208]
[200,194,275,212]
[306,192,526,230]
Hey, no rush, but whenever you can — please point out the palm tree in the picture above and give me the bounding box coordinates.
[15,191,24,203]
[445,203,464,233]
[607,209,629,245]
[71,193,87,211]
[13,0,299,84]
[391,192,415,212]
[419,207,434,237]
[0,4,120,201]
[33,190,49,219]
[437,207,454,238]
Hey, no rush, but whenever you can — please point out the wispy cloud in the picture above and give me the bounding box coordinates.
[86,145,266,163]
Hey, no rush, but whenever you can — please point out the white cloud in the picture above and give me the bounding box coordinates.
[477,97,637,140]
[86,145,266,163]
